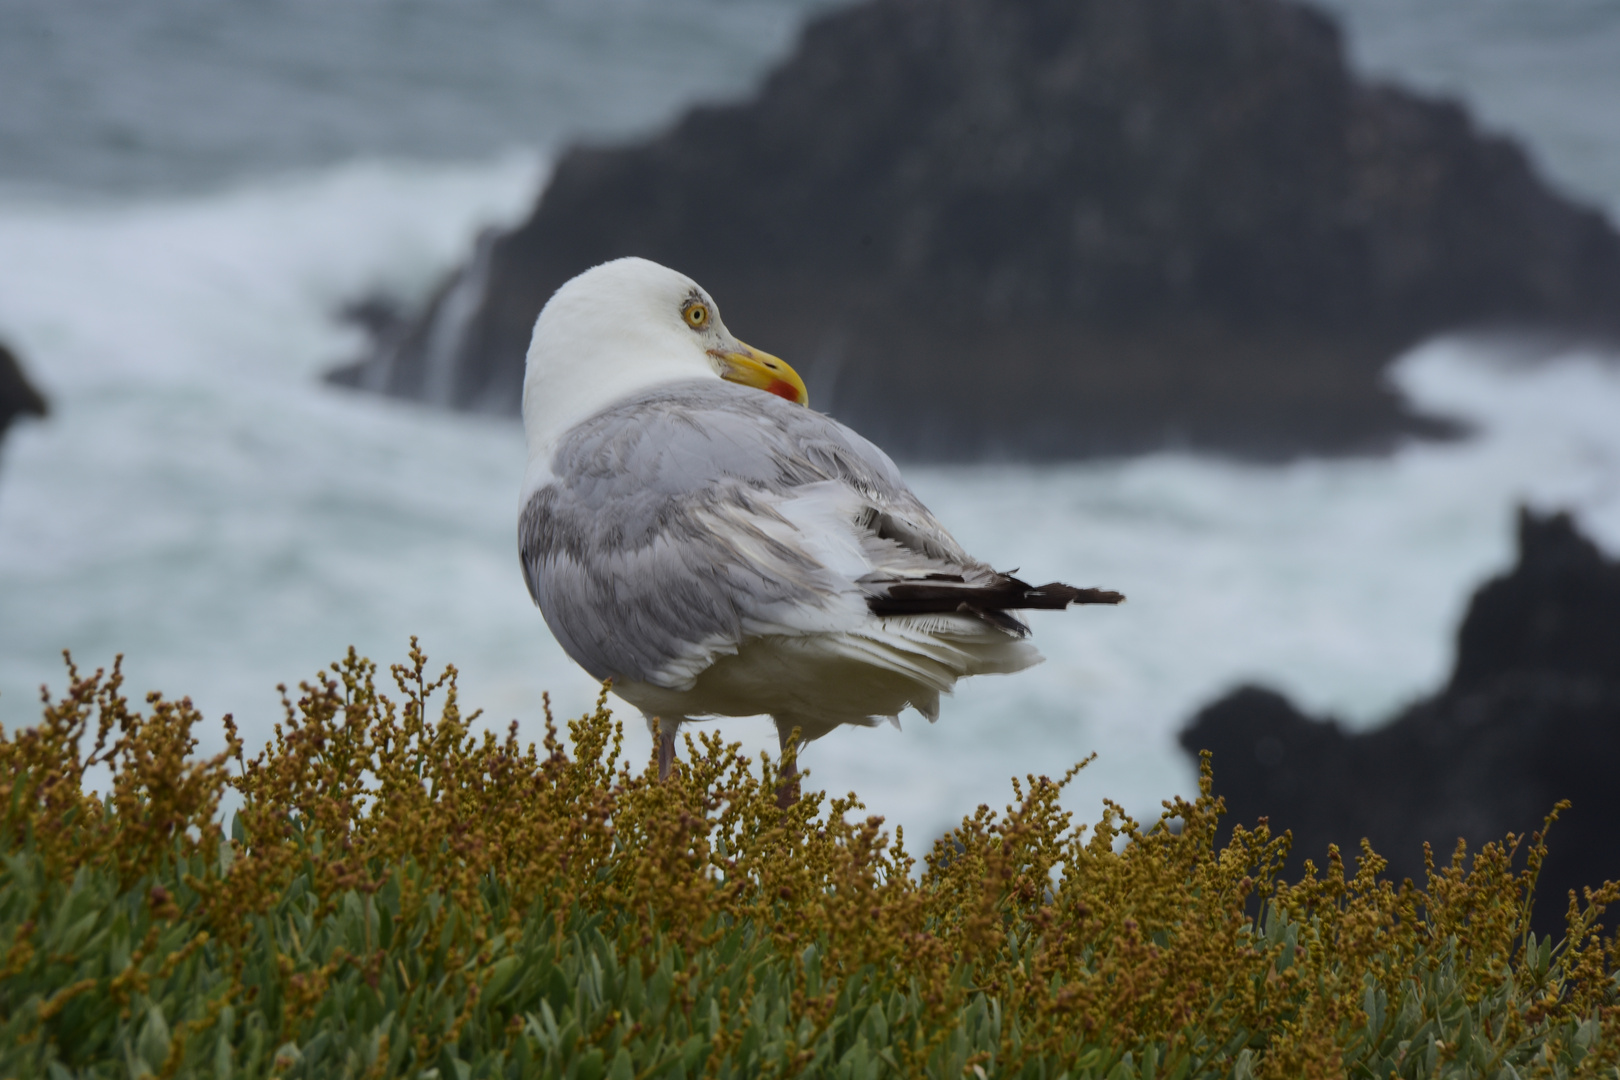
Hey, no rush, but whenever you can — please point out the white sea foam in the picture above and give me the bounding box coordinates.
[2,160,1619,846]
[0,153,556,738]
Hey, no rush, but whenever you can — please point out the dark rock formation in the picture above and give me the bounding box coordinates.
[1181,509,1620,935]
[0,340,47,447]
[333,0,1620,460]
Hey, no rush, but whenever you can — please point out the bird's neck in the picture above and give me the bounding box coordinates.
[520,355,716,501]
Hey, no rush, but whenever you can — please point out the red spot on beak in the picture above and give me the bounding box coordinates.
[766,379,801,403]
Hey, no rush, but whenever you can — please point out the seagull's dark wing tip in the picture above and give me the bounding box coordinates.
[1033,584,1125,606]
[867,578,1126,625]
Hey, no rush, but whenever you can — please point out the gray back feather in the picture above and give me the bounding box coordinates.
[519,380,974,685]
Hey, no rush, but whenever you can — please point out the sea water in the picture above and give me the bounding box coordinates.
[2,0,1619,846]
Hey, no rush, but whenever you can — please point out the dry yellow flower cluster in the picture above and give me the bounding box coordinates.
[1,641,1615,1078]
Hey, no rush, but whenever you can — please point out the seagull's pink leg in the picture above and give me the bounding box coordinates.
[775,722,802,809]
[656,716,683,780]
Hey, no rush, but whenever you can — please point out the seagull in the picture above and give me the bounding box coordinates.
[518,257,1122,796]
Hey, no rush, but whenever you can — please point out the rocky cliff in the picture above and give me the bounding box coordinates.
[333,0,1620,459]
[1181,509,1620,935]
[0,341,47,452]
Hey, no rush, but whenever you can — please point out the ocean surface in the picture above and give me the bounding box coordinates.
[3,0,1619,845]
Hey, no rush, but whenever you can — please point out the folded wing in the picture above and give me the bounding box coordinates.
[520,380,1121,723]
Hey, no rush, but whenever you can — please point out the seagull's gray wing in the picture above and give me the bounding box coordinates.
[518,380,983,688]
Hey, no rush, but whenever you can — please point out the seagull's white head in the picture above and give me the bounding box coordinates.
[522,257,808,466]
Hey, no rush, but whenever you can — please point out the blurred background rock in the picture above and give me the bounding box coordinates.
[0,341,47,460]
[333,0,1620,461]
[1183,509,1620,935]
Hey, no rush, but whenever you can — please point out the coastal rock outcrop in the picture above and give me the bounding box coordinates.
[1181,509,1620,934]
[333,0,1620,459]
[0,340,47,448]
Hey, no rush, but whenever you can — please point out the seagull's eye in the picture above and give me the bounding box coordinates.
[684,303,710,329]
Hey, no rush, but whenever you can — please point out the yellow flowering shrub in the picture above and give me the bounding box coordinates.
[1,643,1615,1078]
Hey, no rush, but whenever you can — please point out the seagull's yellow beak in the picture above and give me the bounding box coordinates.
[711,342,809,407]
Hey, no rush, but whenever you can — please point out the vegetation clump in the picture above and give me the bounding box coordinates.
[1,643,1616,1078]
